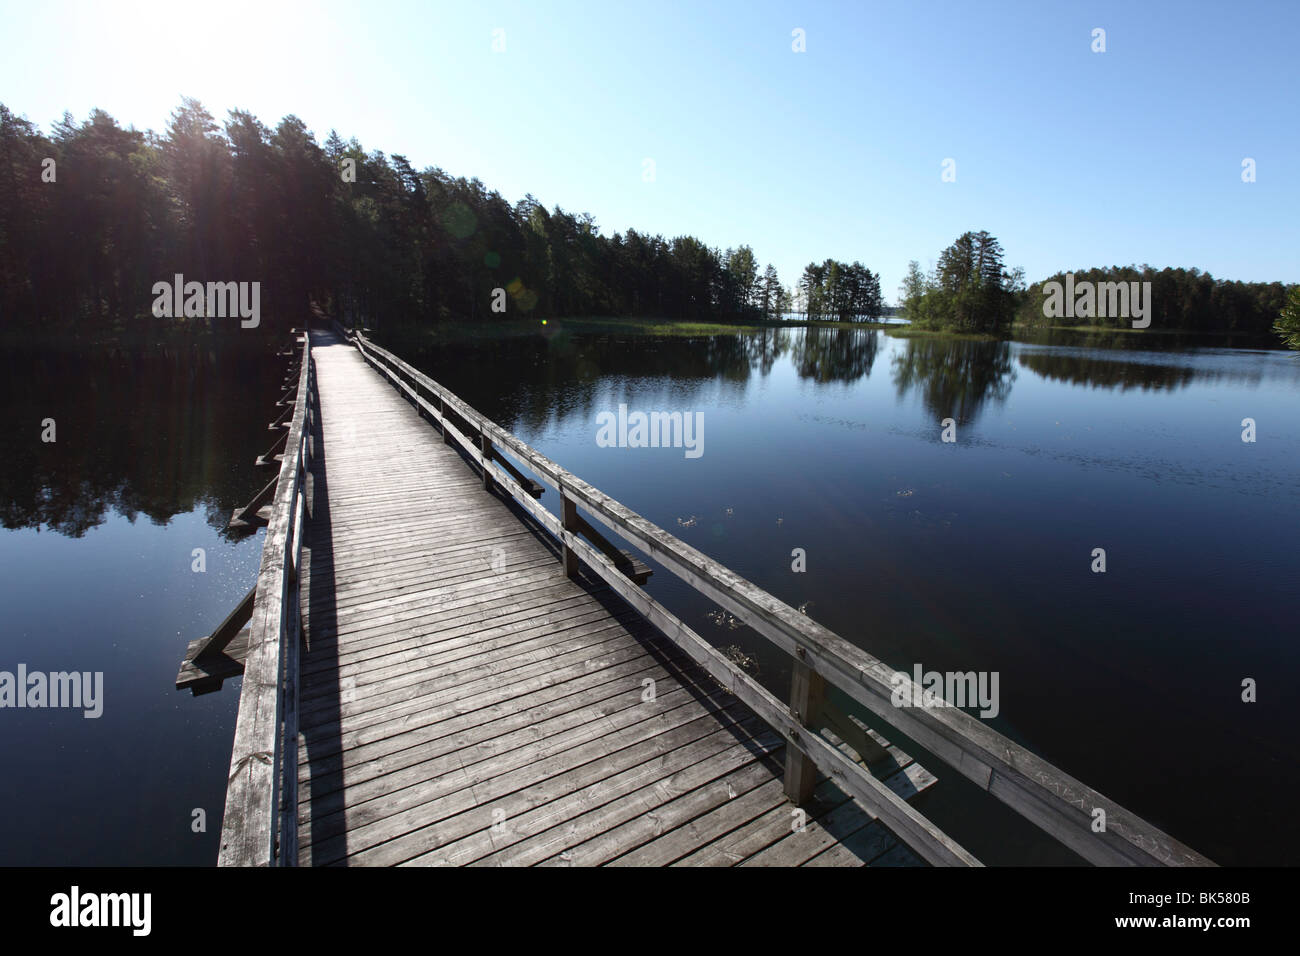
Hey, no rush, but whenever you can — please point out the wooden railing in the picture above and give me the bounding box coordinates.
[335,321,1213,867]
[218,330,314,867]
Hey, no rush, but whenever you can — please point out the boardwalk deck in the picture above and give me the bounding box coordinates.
[294,330,935,866]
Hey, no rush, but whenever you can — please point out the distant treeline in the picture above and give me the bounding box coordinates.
[898,234,1296,341]
[0,99,846,337]
[2,100,1294,343]
[1017,266,1294,336]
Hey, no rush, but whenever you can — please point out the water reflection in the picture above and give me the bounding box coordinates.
[396,325,896,432]
[1014,326,1281,352]
[1017,345,1300,392]
[0,345,281,537]
[891,338,1016,424]
[791,327,880,383]
[1018,350,1196,391]
[15,325,1292,540]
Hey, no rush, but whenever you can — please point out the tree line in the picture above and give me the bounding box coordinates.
[2,99,1294,346]
[0,99,845,338]
[899,231,1296,343]
[1017,265,1293,336]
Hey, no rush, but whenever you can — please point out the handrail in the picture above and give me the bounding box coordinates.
[219,329,314,867]
[342,324,1212,867]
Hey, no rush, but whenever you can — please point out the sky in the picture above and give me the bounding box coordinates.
[2,0,1296,301]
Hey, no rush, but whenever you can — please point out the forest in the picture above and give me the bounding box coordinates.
[1017,265,1293,336]
[0,99,810,338]
[1,99,1295,344]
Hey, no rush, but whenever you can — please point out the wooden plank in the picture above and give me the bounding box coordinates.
[299,670,714,824]
[305,680,739,842]
[421,727,784,867]
[297,650,674,805]
[467,735,786,867]
[535,752,785,867]
[741,762,936,866]
[665,777,851,867]
[305,703,758,865]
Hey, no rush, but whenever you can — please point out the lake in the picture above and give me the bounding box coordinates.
[1,324,1296,865]
[0,342,282,865]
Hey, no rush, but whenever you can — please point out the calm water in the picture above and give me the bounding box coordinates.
[0,342,283,865]
[1,326,1296,865]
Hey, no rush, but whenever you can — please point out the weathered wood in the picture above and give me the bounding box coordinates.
[229,474,278,529]
[479,433,494,491]
[784,660,824,805]
[572,511,652,584]
[560,494,579,579]
[299,665,708,821]
[490,450,544,498]
[176,628,251,693]
[819,703,891,765]
[219,331,313,867]
[254,428,289,469]
[175,585,256,691]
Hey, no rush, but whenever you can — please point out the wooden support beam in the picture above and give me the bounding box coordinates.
[491,451,545,499]
[268,403,293,430]
[255,429,290,469]
[572,513,653,585]
[561,494,579,579]
[785,657,825,805]
[176,629,250,695]
[230,474,278,529]
[820,702,890,764]
[175,586,257,693]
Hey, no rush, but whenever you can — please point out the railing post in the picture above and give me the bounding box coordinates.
[480,432,494,490]
[784,651,825,805]
[561,492,580,579]
[440,397,451,445]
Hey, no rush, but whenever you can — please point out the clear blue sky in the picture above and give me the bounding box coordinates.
[3,0,1295,301]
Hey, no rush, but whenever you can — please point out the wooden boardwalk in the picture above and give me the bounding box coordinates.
[293,330,934,866]
[205,324,1211,868]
